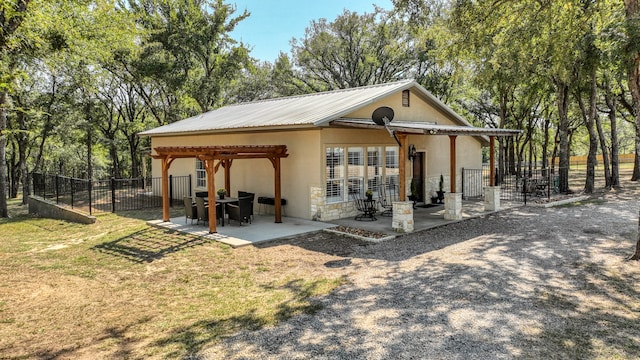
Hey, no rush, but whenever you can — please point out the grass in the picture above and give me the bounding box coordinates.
[0,198,346,359]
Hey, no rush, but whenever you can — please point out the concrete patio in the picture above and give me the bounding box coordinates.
[148,199,521,247]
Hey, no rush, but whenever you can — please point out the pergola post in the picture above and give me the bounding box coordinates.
[398,133,407,201]
[204,158,217,234]
[224,159,232,195]
[273,157,283,223]
[160,156,171,222]
[449,135,457,193]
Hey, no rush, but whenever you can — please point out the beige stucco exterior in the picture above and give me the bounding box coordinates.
[147,88,483,221]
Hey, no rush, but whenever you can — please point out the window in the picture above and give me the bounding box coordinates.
[385,146,399,187]
[325,147,344,203]
[196,159,206,188]
[347,147,364,197]
[325,145,398,203]
[402,90,410,107]
[367,146,382,197]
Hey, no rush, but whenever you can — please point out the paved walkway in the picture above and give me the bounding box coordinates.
[148,214,336,248]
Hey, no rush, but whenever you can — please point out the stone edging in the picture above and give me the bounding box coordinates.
[323,228,396,243]
[529,195,590,208]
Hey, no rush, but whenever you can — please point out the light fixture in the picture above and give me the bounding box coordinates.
[408,144,417,160]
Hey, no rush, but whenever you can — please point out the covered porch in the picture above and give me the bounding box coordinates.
[146,198,521,247]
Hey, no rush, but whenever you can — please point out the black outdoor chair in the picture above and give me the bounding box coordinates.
[237,191,255,220]
[183,196,197,224]
[350,191,377,221]
[378,183,398,216]
[226,196,253,225]
[195,197,224,225]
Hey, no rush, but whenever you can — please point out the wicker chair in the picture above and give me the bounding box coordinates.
[195,197,223,225]
[183,197,197,224]
[237,191,255,220]
[226,196,253,225]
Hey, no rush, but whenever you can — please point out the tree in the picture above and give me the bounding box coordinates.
[0,0,31,217]
[291,9,421,90]
[129,0,251,118]
[623,0,640,181]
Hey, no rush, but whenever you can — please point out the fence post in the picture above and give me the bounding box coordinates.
[88,178,93,215]
[461,168,465,200]
[189,174,192,197]
[70,178,74,208]
[523,177,527,205]
[111,177,116,213]
[169,174,174,207]
[55,174,60,204]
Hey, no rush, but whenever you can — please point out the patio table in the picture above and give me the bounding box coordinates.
[203,196,238,226]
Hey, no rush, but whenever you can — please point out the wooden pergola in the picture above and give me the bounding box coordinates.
[151,145,289,234]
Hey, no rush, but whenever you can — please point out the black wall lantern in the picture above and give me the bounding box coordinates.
[408,144,417,160]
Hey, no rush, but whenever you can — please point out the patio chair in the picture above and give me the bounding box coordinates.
[195,197,209,225]
[183,197,197,224]
[237,190,255,220]
[196,197,223,225]
[350,191,377,221]
[226,196,253,225]
[378,183,398,216]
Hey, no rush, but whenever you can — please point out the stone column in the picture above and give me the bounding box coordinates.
[392,201,414,233]
[444,192,462,220]
[484,186,501,212]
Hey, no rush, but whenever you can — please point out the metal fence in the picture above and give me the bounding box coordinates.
[462,166,563,204]
[32,173,191,214]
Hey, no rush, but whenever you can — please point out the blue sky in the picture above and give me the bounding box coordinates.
[229,0,393,62]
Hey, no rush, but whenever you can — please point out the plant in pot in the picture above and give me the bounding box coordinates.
[436,174,446,204]
[217,188,227,199]
[430,190,439,204]
[408,179,418,208]
[365,189,373,200]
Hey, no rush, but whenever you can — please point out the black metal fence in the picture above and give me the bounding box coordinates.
[462,166,563,203]
[32,173,191,214]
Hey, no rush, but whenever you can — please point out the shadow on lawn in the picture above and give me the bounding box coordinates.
[92,228,212,263]
[152,279,326,358]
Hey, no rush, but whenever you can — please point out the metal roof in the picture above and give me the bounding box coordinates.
[141,79,430,136]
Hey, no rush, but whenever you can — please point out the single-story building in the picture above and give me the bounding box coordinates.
[139,79,519,233]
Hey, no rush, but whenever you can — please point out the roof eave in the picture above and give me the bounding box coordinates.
[138,124,317,137]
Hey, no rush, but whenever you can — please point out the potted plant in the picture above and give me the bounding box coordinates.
[217,188,227,199]
[408,179,419,208]
[430,190,439,204]
[365,189,373,200]
[436,174,446,204]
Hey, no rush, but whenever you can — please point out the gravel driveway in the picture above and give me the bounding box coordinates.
[201,187,640,359]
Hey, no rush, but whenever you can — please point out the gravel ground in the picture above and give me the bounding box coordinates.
[201,186,640,359]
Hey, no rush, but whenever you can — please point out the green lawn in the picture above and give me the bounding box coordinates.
[0,198,345,358]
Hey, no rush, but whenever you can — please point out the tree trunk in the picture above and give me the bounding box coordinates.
[595,105,612,189]
[0,90,8,217]
[581,69,598,194]
[542,117,550,176]
[631,210,640,260]
[556,80,571,193]
[9,139,19,198]
[606,90,621,189]
[624,0,640,181]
